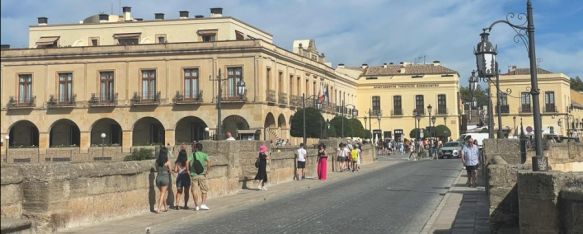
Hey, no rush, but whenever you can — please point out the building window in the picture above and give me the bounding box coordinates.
[235,30,244,40]
[36,36,59,48]
[279,71,284,94]
[289,75,294,96]
[18,74,33,103]
[372,96,381,114]
[438,94,447,114]
[545,91,555,112]
[415,95,425,115]
[202,34,216,42]
[99,71,114,101]
[184,68,199,99]
[266,68,271,90]
[393,95,402,115]
[119,38,138,45]
[521,92,531,112]
[141,70,156,100]
[114,33,140,45]
[296,77,301,96]
[90,37,99,46]
[157,35,167,44]
[227,67,242,97]
[58,73,73,102]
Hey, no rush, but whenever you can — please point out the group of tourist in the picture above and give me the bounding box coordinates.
[154,142,210,213]
[334,143,362,172]
[294,143,329,181]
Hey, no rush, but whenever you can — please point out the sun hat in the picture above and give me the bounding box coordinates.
[259,144,268,153]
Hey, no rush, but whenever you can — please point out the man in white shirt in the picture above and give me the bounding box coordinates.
[225,132,236,141]
[461,136,480,187]
[296,143,307,180]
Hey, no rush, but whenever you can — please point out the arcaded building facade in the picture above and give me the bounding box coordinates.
[0,7,358,160]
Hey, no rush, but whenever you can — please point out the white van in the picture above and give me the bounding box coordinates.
[458,133,489,148]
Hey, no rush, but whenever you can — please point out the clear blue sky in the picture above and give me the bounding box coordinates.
[2,0,582,83]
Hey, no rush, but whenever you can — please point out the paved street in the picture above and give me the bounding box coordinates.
[160,155,460,234]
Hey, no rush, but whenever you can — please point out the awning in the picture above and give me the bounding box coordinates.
[36,36,59,46]
[113,33,141,39]
[197,29,218,35]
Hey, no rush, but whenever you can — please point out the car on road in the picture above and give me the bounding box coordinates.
[438,141,463,159]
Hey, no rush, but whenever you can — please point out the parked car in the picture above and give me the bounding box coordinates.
[438,141,463,159]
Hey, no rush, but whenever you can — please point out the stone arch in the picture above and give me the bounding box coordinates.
[223,115,250,137]
[90,118,122,146]
[264,112,277,141]
[8,120,39,147]
[264,113,276,128]
[133,117,165,146]
[50,119,81,147]
[277,114,287,128]
[175,116,208,144]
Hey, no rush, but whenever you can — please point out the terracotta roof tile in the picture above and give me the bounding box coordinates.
[501,67,552,75]
[362,64,458,76]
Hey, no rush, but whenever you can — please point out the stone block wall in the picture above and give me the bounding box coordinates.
[517,171,583,233]
[483,139,522,165]
[1,167,24,218]
[487,160,531,231]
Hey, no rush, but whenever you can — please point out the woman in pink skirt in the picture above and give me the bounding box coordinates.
[317,144,328,181]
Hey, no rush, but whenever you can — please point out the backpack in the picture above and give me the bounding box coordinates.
[351,149,358,160]
[190,152,205,175]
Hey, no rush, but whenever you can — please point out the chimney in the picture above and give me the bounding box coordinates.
[508,65,517,73]
[179,11,189,19]
[98,14,109,23]
[122,6,132,21]
[195,15,204,18]
[389,62,394,65]
[155,13,165,20]
[361,64,368,69]
[135,18,143,21]
[337,63,345,68]
[37,17,48,25]
[0,44,10,49]
[210,8,223,17]
[432,60,440,66]
[383,63,388,68]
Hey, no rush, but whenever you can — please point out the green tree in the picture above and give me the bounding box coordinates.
[348,118,366,138]
[329,116,366,138]
[460,85,488,107]
[290,108,325,138]
[327,123,337,138]
[570,76,583,92]
[409,128,428,139]
[433,125,451,140]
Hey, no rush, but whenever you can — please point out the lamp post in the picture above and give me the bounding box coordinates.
[302,94,306,145]
[4,135,9,162]
[475,0,546,170]
[513,116,517,137]
[100,133,106,159]
[215,69,247,141]
[204,127,210,140]
[414,109,421,140]
[377,111,382,140]
[469,71,479,122]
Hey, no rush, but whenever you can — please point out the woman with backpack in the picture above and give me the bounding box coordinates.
[173,146,190,210]
[155,147,171,213]
[255,144,270,191]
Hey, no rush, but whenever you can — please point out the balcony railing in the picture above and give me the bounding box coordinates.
[324,102,336,113]
[414,108,425,116]
[496,105,510,114]
[131,92,161,106]
[437,107,448,115]
[221,94,246,103]
[7,96,36,110]
[47,94,76,108]
[278,93,288,106]
[173,91,203,105]
[290,95,301,107]
[520,105,532,113]
[89,93,118,107]
[391,109,403,116]
[266,90,276,103]
[544,104,556,113]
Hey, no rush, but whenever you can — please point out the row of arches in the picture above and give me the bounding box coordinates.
[6,115,250,147]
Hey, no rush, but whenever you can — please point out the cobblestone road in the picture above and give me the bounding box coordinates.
[164,157,460,234]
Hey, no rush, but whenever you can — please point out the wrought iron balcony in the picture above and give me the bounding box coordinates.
[290,95,302,107]
[391,109,403,116]
[278,93,288,106]
[89,93,118,107]
[266,90,276,103]
[7,96,36,109]
[221,94,246,103]
[131,92,161,106]
[544,104,556,113]
[519,105,532,113]
[437,107,448,115]
[173,91,203,105]
[47,94,76,108]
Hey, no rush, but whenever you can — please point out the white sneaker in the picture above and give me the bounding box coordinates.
[200,204,210,210]
[195,206,200,211]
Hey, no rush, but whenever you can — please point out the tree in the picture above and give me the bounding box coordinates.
[409,128,428,139]
[329,116,366,138]
[327,123,337,138]
[570,76,583,92]
[348,118,366,138]
[433,125,451,140]
[459,85,488,108]
[290,108,325,138]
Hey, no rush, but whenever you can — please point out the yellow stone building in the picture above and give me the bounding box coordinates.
[488,67,580,138]
[339,62,461,141]
[0,7,359,160]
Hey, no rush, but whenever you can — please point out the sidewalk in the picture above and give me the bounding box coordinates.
[59,160,397,234]
[423,166,490,234]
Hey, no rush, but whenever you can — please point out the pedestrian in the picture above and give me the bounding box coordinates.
[350,144,359,172]
[461,136,480,187]
[296,143,307,180]
[255,144,270,190]
[173,146,190,210]
[356,144,362,170]
[345,144,352,171]
[336,143,344,172]
[316,143,328,180]
[225,132,236,141]
[188,142,211,211]
[155,147,171,213]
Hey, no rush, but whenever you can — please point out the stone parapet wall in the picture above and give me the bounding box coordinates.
[487,161,531,231]
[517,171,583,233]
[1,167,24,218]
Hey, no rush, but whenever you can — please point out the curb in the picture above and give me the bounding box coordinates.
[420,167,464,233]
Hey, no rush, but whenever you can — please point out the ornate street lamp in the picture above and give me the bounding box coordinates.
[4,135,9,162]
[237,80,246,98]
[100,133,106,159]
[477,0,546,171]
[469,71,479,122]
[414,109,421,140]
